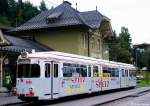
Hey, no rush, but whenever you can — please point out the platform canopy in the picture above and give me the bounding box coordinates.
[0,35,52,53]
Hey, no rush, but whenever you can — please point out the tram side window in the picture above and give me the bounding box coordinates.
[122,69,125,77]
[115,68,119,77]
[63,66,72,77]
[103,67,111,77]
[80,68,87,77]
[110,68,119,77]
[18,64,40,78]
[76,67,81,77]
[129,70,136,77]
[31,64,40,77]
[18,64,30,78]
[80,65,87,77]
[93,66,98,77]
[63,63,75,77]
[125,70,128,77]
[45,63,50,77]
[110,68,115,77]
[63,63,87,77]
[103,67,107,77]
[88,66,91,77]
[54,64,58,77]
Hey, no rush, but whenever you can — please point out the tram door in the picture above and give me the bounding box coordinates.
[44,62,51,99]
[92,65,102,92]
[44,61,59,99]
[125,69,129,87]
[52,62,59,99]
[120,69,128,88]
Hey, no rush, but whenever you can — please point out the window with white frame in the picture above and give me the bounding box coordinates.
[98,39,101,52]
[82,34,88,49]
[91,37,95,49]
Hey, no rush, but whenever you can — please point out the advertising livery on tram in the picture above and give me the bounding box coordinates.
[16,51,136,101]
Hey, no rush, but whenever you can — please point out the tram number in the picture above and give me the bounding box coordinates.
[96,81,109,88]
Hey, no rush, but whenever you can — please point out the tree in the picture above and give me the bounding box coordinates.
[39,0,48,11]
[0,0,9,16]
[0,0,40,26]
[0,16,10,26]
[109,31,119,61]
[22,1,39,24]
[15,0,24,26]
[0,0,10,26]
[8,0,17,26]
[118,27,132,63]
[147,49,150,67]
[133,47,150,68]
[15,0,40,26]
[109,27,132,64]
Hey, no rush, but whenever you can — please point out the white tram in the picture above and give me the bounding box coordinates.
[16,51,136,101]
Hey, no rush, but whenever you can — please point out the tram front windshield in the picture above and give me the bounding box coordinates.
[17,64,40,78]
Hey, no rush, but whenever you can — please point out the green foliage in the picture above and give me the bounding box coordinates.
[7,0,17,26]
[137,48,150,68]
[15,1,40,26]
[138,80,150,87]
[137,70,150,87]
[0,0,40,27]
[23,1,39,22]
[0,16,11,26]
[109,31,119,61]
[0,0,9,16]
[147,49,150,66]
[136,70,150,87]
[109,27,132,63]
[39,0,48,11]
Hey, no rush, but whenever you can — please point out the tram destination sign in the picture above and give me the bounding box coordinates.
[18,59,30,64]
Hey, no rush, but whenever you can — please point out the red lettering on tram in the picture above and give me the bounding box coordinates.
[26,80,32,84]
[96,81,110,88]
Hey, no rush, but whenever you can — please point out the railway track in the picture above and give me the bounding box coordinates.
[97,90,150,106]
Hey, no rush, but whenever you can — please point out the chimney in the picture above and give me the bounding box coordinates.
[96,5,97,11]
[76,3,77,10]
[63,1,72,6]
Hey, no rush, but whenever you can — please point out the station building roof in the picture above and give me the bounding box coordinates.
[10,1,110,32]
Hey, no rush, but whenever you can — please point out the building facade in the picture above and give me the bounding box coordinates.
[11,1,113,60]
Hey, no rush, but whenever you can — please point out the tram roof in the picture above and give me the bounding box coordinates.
[22,51,135,68]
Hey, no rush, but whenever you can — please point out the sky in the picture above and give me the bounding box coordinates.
[23,0,150,44]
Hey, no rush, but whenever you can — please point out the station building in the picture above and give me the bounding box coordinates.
[0,1,113,89]
[10,1,113,59]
